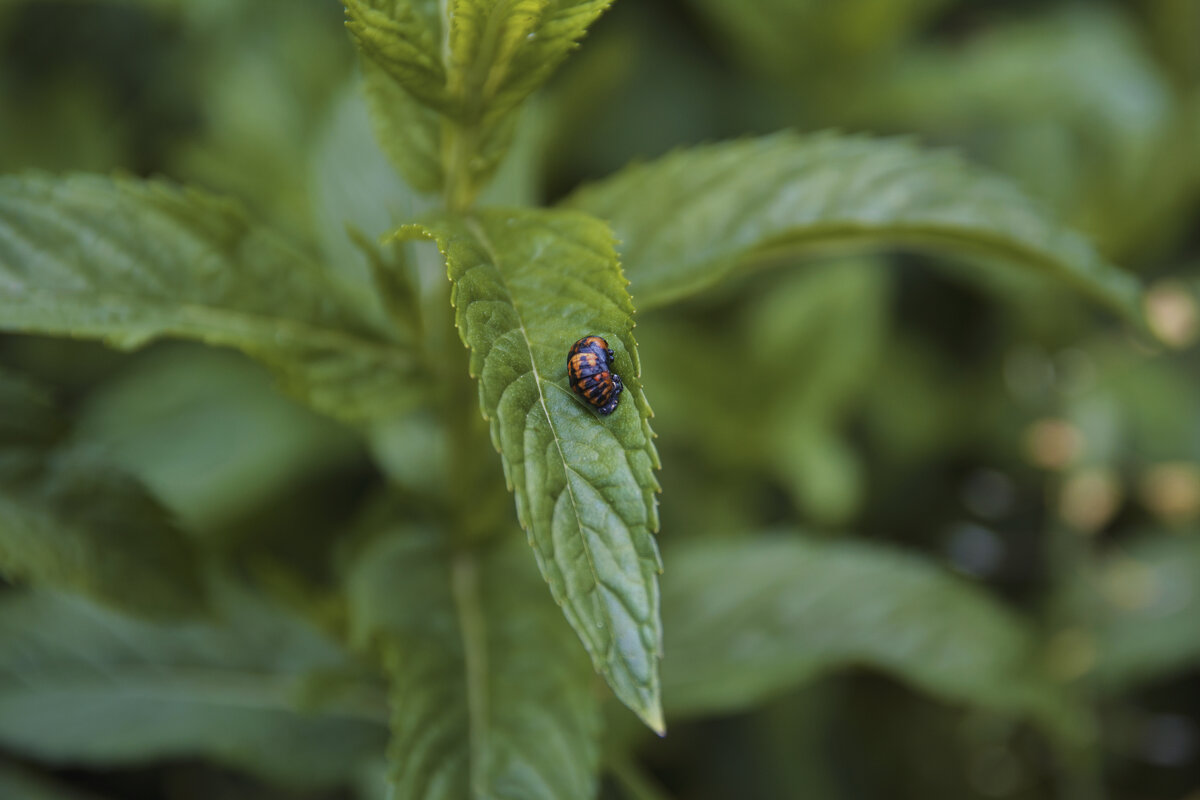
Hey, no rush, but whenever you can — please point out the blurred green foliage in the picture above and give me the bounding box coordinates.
[0,1,1199,799]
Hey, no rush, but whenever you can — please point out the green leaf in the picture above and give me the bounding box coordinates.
[0,762,112,800]
[0,173,418,423]
[685,0,949,77]
[395,209,664,732]
[347,0,611,202]
[0,581,386,787]
[0,367,61,447]
[348,0,612,122]
[0,446,206,619]
[1092,532,1200,690]
[565,132,1146,324]
[74,345,360,536]
[660,535,1087,744]
[361,59,447,194]
[344,0,449,113]
[343,523,601,799]
[847,6,1179,255]
[310,75,430,295]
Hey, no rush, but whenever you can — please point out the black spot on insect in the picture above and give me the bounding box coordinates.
[566,335,623,415]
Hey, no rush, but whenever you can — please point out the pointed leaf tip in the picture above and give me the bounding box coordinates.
[402,207,664,731]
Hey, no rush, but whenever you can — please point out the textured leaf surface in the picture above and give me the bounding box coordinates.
[396,209,663,731]
[0,583,385,787]
[344,524,600,800]
[565,132,1145,322]
[0,174,417,423]
[348,0,611,121]
[344,0,448,112]
[447,0,613,121]
[347,0,611,197]
[660,535,1085,742]
[0,446,205,619]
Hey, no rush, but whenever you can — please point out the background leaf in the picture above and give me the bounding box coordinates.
[0,367,61,446]
[0,580,386,788]
[0,762,112,800]
[839,6,1183,258]
[0,173,419,423]
[72,345,362,537]
[343,520,601,800]
[309,75,426,300]
[0,368,205,618]
[1091,532,1200,691]
[0,446,206,619]
[398,208,664,731]
[565,132,1146,323]
[660,534,1087,745]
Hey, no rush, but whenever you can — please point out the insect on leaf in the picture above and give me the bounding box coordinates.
[394,208,665,733]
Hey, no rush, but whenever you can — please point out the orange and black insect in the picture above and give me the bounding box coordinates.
[567,335,623,415]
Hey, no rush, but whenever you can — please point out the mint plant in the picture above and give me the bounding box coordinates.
[1,1,1197,798]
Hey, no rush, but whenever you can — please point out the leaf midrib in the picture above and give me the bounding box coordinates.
[462,216,607,647]
[0,286,406,361]
[637,220,1143,321]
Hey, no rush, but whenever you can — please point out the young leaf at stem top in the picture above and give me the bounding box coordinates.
[346,0,612,206]
[393,208,665,733]
[565,132,1148,328]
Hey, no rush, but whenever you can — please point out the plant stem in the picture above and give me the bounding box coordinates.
[442,119,481,213]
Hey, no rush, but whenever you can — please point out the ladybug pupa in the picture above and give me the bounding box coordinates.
[566,335,623,415]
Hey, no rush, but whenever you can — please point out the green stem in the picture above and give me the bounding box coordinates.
[442,119,481,213]
[451,551,490,795]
